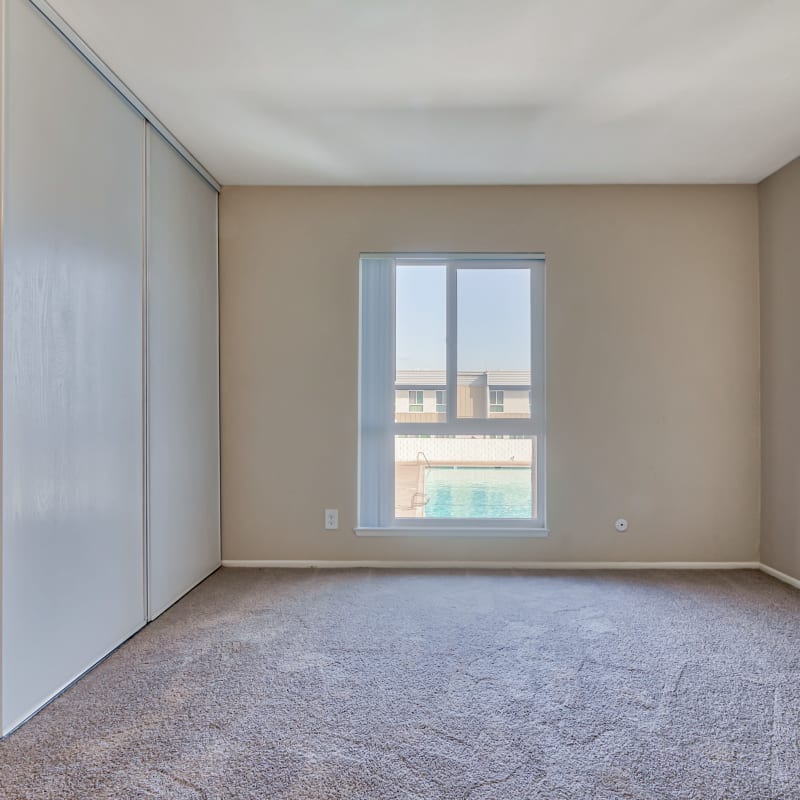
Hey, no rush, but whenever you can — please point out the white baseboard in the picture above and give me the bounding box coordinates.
[222,559,760,570]
[759,563,800,590]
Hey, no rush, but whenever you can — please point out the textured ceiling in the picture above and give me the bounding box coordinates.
[47,0,800,185]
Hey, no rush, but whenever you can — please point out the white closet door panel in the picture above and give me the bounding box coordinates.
[2,0,145,734]
[147,126,220,620]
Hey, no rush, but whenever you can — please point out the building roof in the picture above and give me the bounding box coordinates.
[395,370,531,387]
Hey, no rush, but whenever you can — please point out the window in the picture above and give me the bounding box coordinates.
[358,253,546,534]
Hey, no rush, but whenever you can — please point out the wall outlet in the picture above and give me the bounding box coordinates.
[324,509,339,530]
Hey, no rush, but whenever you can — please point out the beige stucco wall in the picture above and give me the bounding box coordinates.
[219,185,760,563]
[759,158,800,581]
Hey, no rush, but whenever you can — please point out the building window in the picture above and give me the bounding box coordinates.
[358,253,546,534]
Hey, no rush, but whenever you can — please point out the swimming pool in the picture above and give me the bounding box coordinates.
[423,466,532,519]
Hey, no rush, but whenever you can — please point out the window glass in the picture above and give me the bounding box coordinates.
[395,435,535,520]
[395,264,446,421]
[457,269,531,419]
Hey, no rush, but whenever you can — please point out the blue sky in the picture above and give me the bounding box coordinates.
[395,266,530,372]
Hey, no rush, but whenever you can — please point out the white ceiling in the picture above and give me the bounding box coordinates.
[47,0,800,186]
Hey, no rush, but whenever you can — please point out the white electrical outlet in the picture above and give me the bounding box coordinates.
[324,509,339,530]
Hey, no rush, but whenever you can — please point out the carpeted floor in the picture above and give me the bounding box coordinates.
[1,568,799,799]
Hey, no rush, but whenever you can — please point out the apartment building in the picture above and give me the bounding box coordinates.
[395,370,531,421]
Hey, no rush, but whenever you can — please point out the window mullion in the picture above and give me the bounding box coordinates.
[393,420,536,436]
[446,262,457,423]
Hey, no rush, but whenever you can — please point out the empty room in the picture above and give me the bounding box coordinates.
[1,0,800,798]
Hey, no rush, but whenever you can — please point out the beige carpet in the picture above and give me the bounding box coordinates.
[1,567,799,799]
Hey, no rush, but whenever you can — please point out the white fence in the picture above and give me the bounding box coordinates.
[395,436,533,465]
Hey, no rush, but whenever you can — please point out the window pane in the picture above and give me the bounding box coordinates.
[395,435,535,519]
[457,269,531,419]
[395,265,446,421]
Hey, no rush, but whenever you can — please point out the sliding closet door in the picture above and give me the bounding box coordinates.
[1,0,145,734]
[147,126,220,620]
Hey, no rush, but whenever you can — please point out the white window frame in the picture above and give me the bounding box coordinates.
[489,389,505,413]
[357,253,547,537]
[408,389,424,413]
[435,389,447,414]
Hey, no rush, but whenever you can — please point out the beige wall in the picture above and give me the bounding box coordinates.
[759,158,800,580]
[219,186,760,563]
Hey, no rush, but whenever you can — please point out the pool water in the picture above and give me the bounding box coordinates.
[424,466,532,518]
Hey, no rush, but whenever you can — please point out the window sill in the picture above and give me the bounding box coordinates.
[354,527,550,538]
